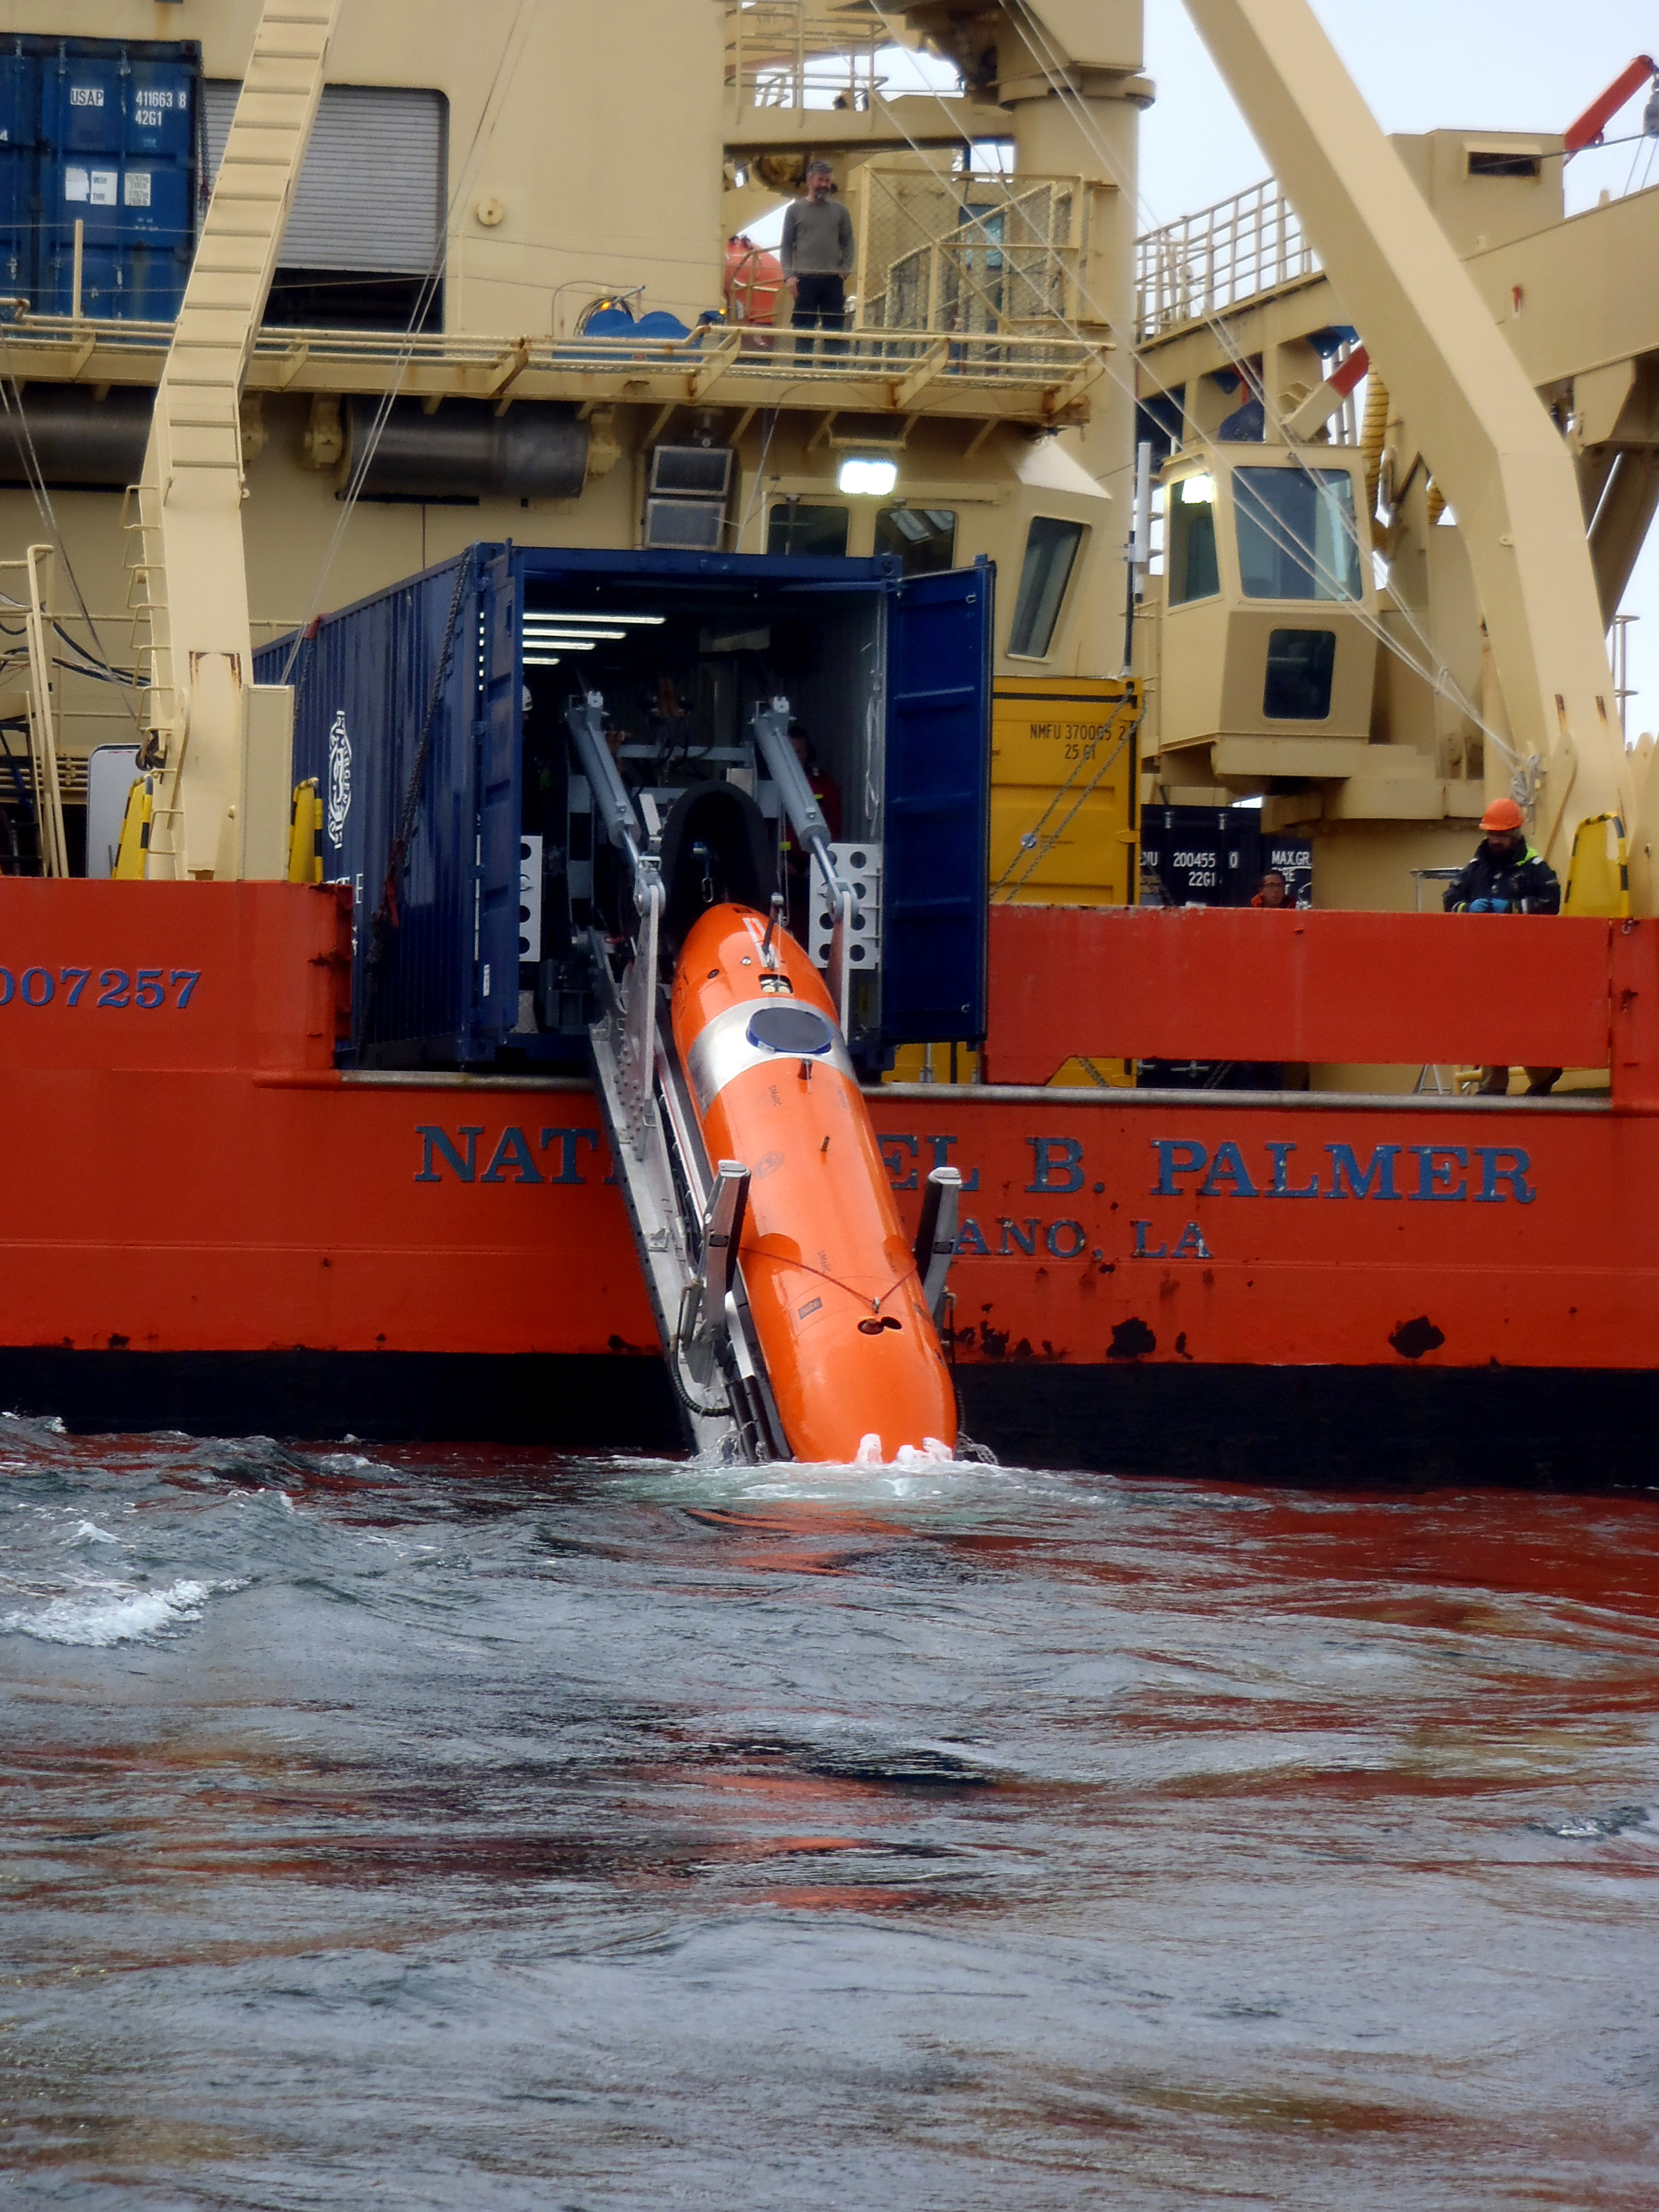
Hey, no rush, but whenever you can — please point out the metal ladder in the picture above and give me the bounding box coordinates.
[567,695,787,1462]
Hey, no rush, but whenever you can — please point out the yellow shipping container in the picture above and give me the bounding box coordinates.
[989,676,1141,908]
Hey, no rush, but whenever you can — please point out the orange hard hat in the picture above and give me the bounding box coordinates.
[1480,797,1525,833]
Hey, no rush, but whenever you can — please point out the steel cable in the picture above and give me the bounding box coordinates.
[867,2,1531,777]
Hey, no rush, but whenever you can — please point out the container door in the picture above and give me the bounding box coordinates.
[471,550,521,1054]
[0,52,38,302]
[119,55,197,320]
[39,50,122,316]
[881,557,993,1045]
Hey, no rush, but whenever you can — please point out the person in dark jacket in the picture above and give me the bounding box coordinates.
[1443,797,1560,916]
[1445,796,1563,1094]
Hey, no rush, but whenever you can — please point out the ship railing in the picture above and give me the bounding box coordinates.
[0,312,1107,413]
[1136,179,1322,344]
[726,1,895,111]
[854,170,1111,341]
[741,64,891,110]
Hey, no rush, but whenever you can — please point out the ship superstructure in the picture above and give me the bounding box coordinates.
[0,5,1651,937]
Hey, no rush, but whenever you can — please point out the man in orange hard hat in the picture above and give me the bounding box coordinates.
[1445,796,1562,1094]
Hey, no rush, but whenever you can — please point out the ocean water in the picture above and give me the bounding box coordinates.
[1,1414,1656,2209]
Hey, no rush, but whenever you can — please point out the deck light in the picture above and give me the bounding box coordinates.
[838,455,898,496]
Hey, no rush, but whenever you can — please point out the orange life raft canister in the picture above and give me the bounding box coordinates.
[670,901,958,1465]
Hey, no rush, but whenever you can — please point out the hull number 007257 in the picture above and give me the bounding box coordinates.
[0,966,201,1009]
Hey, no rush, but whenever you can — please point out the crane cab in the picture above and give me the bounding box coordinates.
[1155,448,1380,792]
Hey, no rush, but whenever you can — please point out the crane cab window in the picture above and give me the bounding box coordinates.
[874,506,957,575]
[1008,516,1086,657]
[1234,468,1362,602]
[767,501,850,558]
[1167,474,1220,605]
[1264,628,1338,720]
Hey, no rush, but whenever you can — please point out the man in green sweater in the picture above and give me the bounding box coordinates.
[781,161,855,357]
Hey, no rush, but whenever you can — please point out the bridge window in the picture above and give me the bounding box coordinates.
[767,501,849,557]
[1167,474,1220,605]
[1008,516,1086,657]
[874,506,957,575]
[1235,467,1362,601]
[1264,628,1337,720]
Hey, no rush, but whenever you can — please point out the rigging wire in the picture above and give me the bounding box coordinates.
[996,0,1500,692]
[0,359,146,739]
[279,0,539,682]
[995,0,1561,772]
[731,377,834,550]
[868,1,1524,773]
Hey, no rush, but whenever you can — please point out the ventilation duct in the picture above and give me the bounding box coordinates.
[643,442,732,547]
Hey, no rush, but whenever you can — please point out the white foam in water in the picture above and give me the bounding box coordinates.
[3,1577,217,1647]
[65,1520,121,1546]
[853,1434,955,1470]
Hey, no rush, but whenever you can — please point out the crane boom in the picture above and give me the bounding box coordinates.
[1182,0,1642,904]
[134,0,344,880]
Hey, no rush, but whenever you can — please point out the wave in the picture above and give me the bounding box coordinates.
[2,1575,224,1646]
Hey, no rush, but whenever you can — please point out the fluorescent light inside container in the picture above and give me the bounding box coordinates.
[525,638,594,652]
[523,654,562,667]
[838,455,898,497]
[523,627,629,642]
[527,611,666,626]
[1179,474,1214,505]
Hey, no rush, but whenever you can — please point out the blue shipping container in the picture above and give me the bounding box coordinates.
[262,551,495,1065]
[0,37,199,320]
[264,544,994,1071]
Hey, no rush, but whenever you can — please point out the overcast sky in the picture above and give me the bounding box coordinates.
[1143,0,1658,224]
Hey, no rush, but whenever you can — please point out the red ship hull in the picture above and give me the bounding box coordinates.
[1,882,1653,1481]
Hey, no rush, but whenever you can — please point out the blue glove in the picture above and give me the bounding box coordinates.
[1469,897,1511,913]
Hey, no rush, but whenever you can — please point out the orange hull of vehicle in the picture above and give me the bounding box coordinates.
[670,904,956,1462]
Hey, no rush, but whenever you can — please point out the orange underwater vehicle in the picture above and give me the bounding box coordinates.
[670,900,957,1465]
